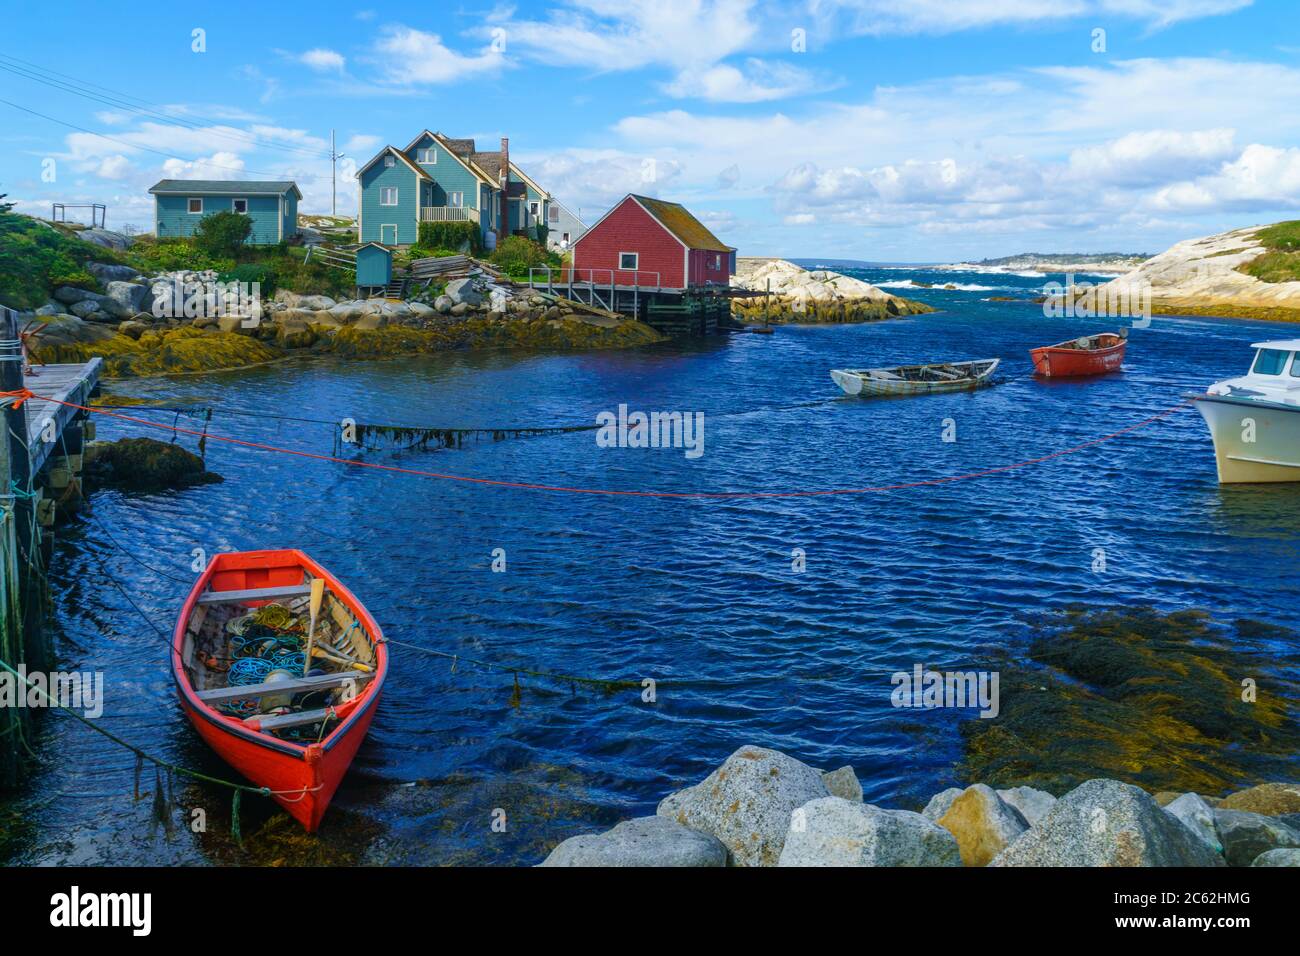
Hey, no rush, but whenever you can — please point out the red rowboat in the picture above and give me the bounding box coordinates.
[172,550,387,832]
[1030,331,1127,377]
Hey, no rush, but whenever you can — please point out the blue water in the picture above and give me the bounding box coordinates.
[8,267,1300,864]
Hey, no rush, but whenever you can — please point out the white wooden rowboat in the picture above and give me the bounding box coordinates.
[830,359,1000,397]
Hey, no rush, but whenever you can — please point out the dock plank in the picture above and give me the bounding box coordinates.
[21,359,102,473]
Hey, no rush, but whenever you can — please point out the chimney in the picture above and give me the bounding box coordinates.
[500,136,510,238]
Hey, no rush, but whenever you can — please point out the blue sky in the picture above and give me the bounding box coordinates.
[2,0,1298,261]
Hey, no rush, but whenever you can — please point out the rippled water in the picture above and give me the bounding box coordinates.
[5,268,1300,864]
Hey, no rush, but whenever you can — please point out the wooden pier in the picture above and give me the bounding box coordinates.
[525,268,750,337]
[0,306,101,786]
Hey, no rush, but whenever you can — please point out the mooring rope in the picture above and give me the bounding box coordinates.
[6,389,1192,500]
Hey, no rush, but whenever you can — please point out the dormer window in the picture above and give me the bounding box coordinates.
[416,148,436,164]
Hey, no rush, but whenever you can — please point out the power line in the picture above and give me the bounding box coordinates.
[0,53,332,161]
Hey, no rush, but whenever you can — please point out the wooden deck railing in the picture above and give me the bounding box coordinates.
[420,206,480,224]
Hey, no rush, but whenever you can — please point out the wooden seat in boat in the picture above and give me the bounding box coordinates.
[196,671,373,703]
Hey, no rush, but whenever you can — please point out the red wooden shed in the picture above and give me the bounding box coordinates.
[572,194,735,290]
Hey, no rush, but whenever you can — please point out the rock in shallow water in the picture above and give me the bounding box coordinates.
[1213,809,1300,867]
[539,816,727,867]
[936,784,1028,866]
[778,797,961,867]
[84,438,222,492]
[990,779,1224,867]
[1251,848,1300,866]
[656,745,830,867]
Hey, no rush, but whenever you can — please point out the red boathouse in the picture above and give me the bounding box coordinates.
[572,194,736,290]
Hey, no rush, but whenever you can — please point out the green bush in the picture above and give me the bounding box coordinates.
[1238,221,1300,284]
[219,263,278,297]
[193,210,253,259]
[489,235,549,278]
[534,223,549,248]
[127,236,233,274]
[0,210,118,309]
[417,220,480,254]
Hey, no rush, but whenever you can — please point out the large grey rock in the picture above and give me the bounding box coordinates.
[922,787,964,822]
[539,816,727,867]
[656,746,831,867]
[778,797,961,867]
[1218,783,1300,816]
[1251,848,1300,866]
[105,280,148,314]
[1214,809,1300,867]
[274,291,335,310]
[936,784,1029,866]
[53,285,97,305]
[1163,793,1223,854]
[822,766,863,802]
[433,295,454,314]
[996,786,1057,826]
[445,276,484,306]
[87,261,141,283]
[990,779,1225,867]
[76,227,132,250]
[26,314,117,347]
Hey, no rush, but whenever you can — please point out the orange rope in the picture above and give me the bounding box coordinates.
[20,390,1192,500]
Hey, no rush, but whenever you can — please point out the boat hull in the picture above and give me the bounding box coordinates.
[171,549,387,832]
[1030,340,1125,377]
[831,360,999,397]
[1192,395,1300,483]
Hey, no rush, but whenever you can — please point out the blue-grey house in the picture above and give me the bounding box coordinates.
[355,132,554,249]
[149,180,301,244]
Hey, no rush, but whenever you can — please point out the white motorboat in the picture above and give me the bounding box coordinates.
[1191,338,1300,483]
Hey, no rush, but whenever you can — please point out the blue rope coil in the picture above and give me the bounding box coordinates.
[227,658,274,686]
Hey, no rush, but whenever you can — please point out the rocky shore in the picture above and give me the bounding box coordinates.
[730,257,934,324]
[1092,222,1300,322]
[540,745,1300,867]
[25,265,663,378]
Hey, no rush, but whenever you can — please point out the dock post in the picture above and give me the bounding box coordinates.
[0,309,47,677]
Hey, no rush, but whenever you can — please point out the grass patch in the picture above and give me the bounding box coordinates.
[1238,220,1300,283]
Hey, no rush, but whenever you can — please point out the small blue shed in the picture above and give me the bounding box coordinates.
[149,180,302,244]
[355,242,393,292]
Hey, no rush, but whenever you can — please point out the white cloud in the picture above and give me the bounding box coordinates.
[95,155,133,179]
[814,0,1252,35]
[160,151,248,179]
[664,59,832,103]
[372,26,503,84]
[344,134,382,154]
[1068,129,1238,186]
[1149,144,1300,212]
[298,48,346,73]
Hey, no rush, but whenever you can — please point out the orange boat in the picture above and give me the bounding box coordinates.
[1030,330,1127,377]
[172,550,387,832]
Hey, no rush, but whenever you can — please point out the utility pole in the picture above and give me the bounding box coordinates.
[329,130,346,218]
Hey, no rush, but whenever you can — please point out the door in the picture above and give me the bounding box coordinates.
[380,224,397,245]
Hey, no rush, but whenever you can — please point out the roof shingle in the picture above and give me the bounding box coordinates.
[634,195,731,251]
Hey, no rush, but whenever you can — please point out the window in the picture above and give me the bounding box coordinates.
[447,191,463,208]
[1253,349,1289,375]
[548,206,559,223]
[187,198,203,214]
[712,254,721,269]
[232,198,248,214]
[619,252,638,270]
[562,232,570,243]
[529,201,540,219]
[380,187,398,206]
[416,148,436,164]
[383,154,395,168]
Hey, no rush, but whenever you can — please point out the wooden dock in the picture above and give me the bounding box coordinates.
[22,358,102,473]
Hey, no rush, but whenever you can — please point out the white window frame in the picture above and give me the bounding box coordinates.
[380,224,398,245]
[416,147,437,164]
[528,201,540,220]
[562,232,570,243]
[619,251,639,271]
[232,198,249,214]
[187,198,203,214]
[383,154,396,168]
[379,186,399,207]
[447,191,464,208]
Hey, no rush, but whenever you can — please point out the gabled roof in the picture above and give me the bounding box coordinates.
[508,161,550,199]
[417,131,500,188]
[355,145,431,181]
[634,195,731,251]
[149,179,302,199]
[579,194,731,251]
